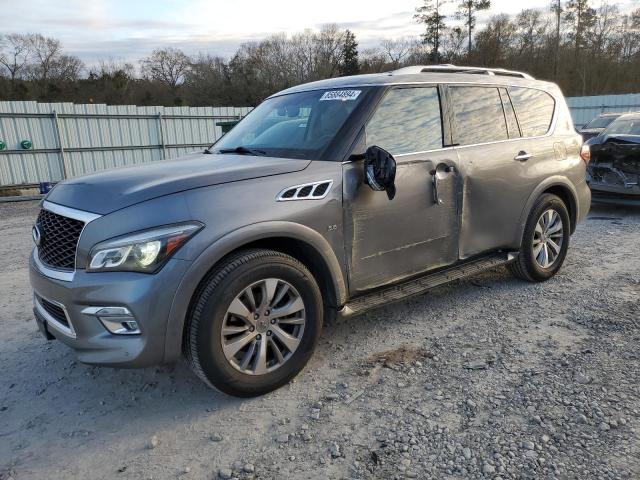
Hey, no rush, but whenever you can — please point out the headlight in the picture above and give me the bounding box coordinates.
[88,222,202,273]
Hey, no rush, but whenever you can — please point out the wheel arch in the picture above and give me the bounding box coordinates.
[162,221,347,363]
[516,177,579,246]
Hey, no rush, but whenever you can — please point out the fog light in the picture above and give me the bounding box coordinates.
[82,306,141,335]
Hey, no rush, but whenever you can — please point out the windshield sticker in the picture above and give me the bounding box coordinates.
[320,90,361,101]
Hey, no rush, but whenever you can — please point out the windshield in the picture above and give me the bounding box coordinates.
[211,88,370,160]
[585,115,618,129]
[603,116,640,136]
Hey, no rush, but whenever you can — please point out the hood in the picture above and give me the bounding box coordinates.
[46,152,311,215]
[588,133,640,146]
[600,134,640,145]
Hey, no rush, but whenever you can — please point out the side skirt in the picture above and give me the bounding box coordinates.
[339,251,518,318]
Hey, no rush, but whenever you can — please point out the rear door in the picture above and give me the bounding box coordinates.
[450,84,542,258]
[343,85,460,293]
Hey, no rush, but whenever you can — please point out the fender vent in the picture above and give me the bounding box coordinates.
[276,180,334,201]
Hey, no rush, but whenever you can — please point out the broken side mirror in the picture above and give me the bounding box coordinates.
[364,145,397,200]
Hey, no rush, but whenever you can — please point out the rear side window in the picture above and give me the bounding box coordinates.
[366,87,443,155]
[509,87,555,137]
[450,87,508,146]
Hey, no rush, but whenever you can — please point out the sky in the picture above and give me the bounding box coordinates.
[2,0,638,65]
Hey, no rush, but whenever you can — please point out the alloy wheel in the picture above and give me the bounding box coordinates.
[221,278,306,375]
[532,209,564,269]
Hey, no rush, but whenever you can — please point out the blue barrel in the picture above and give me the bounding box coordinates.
[39,182,53,194]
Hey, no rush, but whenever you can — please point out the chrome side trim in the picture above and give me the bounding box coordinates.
[34,293,76,338]
[276,180,334,201]
[32,249,74,282]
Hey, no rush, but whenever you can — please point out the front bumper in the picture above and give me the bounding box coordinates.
[588,178,640,205]
[29,249,191,367]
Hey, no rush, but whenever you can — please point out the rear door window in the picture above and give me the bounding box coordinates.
[509,87,555,137]
[450,87,508,146]
[366,87,443,155]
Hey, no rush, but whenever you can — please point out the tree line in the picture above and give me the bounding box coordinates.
[0,1,639,107]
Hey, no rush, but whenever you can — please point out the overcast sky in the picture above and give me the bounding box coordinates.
[2,0,638,64]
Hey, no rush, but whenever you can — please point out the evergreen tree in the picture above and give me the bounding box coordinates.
[564,0,596,56]
[339,30,359,76]
[456,0,491,53]
[414,0,448,62]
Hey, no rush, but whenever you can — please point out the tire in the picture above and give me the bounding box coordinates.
[508,193,571,282]
[185,249,323,397]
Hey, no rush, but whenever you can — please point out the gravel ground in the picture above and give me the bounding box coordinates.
[1,200,639,480]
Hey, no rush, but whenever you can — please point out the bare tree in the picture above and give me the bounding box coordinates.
[551,0,563,78]
[441,27,466,61]
[590,2,619,56]
[0,34,32,82]
[140,48,191,88]
[27,34,62,83]
[313,24,346,79]
[359,48,388,73]
[380,38,417,68]
[617,8,640,63]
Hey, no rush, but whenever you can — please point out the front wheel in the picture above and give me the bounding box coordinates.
[185,249,323,397]
[508,193,571,282]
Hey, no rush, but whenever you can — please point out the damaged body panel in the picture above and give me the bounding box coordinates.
[587,114,640,204]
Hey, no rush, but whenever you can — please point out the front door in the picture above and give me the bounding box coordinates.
[343,85,460,294]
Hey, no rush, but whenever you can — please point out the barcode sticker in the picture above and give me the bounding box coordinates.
[319,90,362,101]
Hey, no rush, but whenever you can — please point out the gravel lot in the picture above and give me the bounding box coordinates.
[1,200,639,480]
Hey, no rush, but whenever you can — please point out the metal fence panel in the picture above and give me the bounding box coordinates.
[0,101,251,186]
[567,93,640,128]
[6,93,638,186]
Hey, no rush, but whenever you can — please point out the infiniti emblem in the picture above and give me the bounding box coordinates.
[32,224,43,247]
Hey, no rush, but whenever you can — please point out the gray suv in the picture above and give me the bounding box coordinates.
[29,65,591,396]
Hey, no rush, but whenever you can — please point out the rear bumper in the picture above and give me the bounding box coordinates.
[576,179,592,227]
[29,248,191,367]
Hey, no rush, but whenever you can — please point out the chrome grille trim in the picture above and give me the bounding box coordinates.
[34,201,102,282]
[41,200,102,224]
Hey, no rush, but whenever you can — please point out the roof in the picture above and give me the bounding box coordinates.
[271,65,553,98]
[617,112,640,119]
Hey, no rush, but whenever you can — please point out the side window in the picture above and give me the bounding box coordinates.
[509,87,556,137]
[366,87,443,155]
[450,87,508,146]
[499,88,520,138]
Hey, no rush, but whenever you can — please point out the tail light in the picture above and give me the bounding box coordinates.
[580,144,591,164]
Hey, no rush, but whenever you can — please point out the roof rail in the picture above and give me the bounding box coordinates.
[391,64,534,80]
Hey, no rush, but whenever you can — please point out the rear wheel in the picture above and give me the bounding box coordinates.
[508,193,570,282]
[185,249,323,397]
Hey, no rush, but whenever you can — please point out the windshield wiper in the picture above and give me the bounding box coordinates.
[217,146,267,156]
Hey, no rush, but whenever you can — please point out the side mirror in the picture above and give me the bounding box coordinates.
[364,146,397,200]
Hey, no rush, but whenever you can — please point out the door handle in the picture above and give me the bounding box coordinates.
[430,164,456,205]
[432,172,443,205]
[514,151,532,161]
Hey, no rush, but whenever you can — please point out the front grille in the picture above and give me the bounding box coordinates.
[37,209,84,270]
[38,296,69,328]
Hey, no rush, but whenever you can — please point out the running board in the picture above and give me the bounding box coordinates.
[339,252,517,318]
